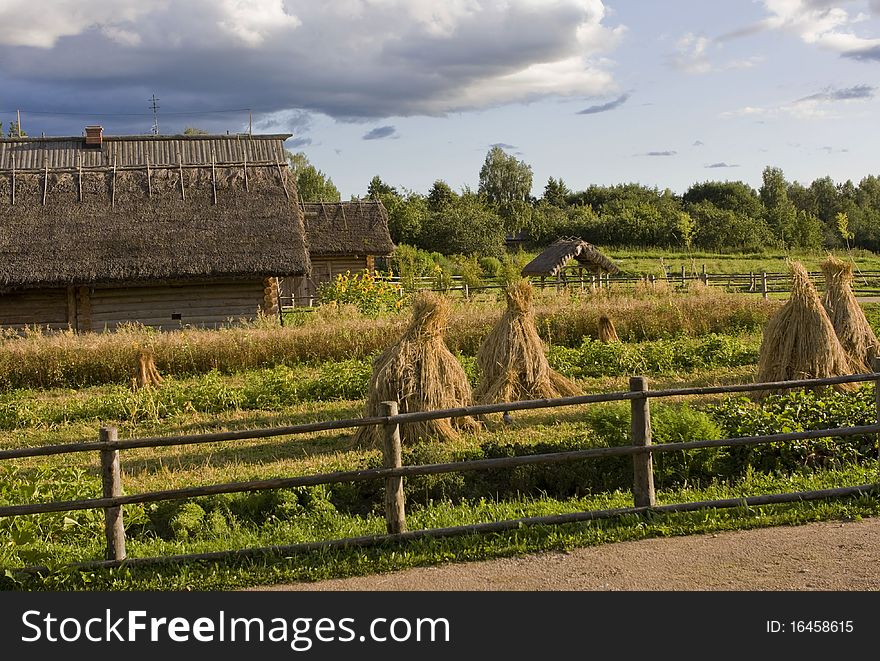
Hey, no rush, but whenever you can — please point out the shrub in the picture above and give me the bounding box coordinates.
[317,270,402,317]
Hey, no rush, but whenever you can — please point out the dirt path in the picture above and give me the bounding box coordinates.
[256,518,880,591]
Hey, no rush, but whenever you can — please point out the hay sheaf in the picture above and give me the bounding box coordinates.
[474,280,580,404]
[821,255,878,371]
[598,315,620,343]
[756,261,855,391]
[355,292,478,445]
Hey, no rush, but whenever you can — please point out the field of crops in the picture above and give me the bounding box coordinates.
[2,280,879,590]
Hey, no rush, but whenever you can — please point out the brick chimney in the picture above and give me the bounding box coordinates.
[84,125,103,147]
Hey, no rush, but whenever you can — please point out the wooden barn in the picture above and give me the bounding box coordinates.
[283,200,394,305]
[0,130,310,331]
[521,237,619,285]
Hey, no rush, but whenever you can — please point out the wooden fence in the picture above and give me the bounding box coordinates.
[279,269,880,309]
[3,368,880,573]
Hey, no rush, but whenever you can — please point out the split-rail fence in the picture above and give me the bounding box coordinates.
[2,367,880,574]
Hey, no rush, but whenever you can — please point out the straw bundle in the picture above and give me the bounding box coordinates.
[755,261,855,391]
[598,315,621,343]
[474,280,580,404]
[354,292,478,445]
[132,350,163,390]
[821,255,878,371]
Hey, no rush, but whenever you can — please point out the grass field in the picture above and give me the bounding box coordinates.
[1,281,878,590]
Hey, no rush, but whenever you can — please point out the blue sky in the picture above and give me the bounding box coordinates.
[1,1,879,198]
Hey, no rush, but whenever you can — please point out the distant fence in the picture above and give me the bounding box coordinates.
[3,364,880,574]
[279,269,880,309]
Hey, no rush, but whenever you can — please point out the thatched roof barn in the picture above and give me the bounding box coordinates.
[284,200,394,306]
[0,130,310,331]
[521,238,619,279]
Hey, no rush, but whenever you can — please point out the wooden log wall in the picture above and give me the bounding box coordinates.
[87,280,265,331]
[0,289,68,330]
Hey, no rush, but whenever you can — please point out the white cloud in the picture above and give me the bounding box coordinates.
[722,84,876,119]
[759,0,880,57]
[669,33,764,74]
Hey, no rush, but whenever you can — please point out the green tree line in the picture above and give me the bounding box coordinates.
[291,146,880,256]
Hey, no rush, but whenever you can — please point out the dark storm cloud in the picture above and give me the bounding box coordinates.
[577,93,629,115]
[363,125,397,140]
[0,1,621,136]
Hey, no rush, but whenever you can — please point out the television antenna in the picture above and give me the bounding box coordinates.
[149,94,160,135]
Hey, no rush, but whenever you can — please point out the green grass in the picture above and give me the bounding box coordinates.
[0,284,878,590]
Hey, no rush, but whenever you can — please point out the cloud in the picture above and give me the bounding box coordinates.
[363,125,397,140]
[797,84,875,101]
[705,162,739,168]
[723,83,876,119]
[740,1,880,60]
[490,142,518,150]
[668,32,764,74]
[0,0,625,132]
[286,137,312,148]
[577,92,630,114]
[693,140,705,146]
[644,150,677,156]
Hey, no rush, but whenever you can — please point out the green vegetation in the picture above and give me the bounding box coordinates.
[1,287,878,590]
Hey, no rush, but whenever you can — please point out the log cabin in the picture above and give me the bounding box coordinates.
[283,200,394,305]
[0,130,310,331]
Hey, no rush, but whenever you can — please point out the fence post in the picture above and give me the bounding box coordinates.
[463,283,469,301]
[380,401,406,534]
[99,426,126,562]
[630,377,656,508]
[874,358,880,475]
[762,272,768,299]
[680,266,686,288]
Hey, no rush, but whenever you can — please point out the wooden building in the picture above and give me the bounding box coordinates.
[283,200,394,305]
[0,130,310,331]
[521,237,619,285]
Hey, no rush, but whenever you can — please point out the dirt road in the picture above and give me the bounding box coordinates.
[257,518,880,591]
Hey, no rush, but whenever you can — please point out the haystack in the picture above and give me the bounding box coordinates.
[474,280,581,404]
[821,255,878,371]
[755,261,854,391]
[354,292,478,445]
[132,350,163,390]
[598,315,621,343]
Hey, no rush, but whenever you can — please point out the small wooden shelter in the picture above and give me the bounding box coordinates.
[0,130,310,331]
[284,200,394,305]
[521,238,619,285]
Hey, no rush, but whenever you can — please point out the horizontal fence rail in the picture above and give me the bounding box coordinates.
[281,267,880,309]
[3,367,880,573]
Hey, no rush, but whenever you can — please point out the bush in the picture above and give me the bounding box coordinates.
[317,270,402,317]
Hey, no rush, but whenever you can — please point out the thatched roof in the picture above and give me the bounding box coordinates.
[0,134,310,290]
[302,200,394,257]
[521,238,619,277]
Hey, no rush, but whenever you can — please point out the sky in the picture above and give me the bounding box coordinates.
[1,0,879,198]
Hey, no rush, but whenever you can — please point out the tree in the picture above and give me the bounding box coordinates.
[690,200,773,252]
[760,166,798,248]
[183,126,209,135]
[419,192,506,257]
[683,180,763,219]
[367,175,397,199]
[542,177,571,207]
[284,150,341,202]
[478,146,533,206]
[427,180,457,212]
